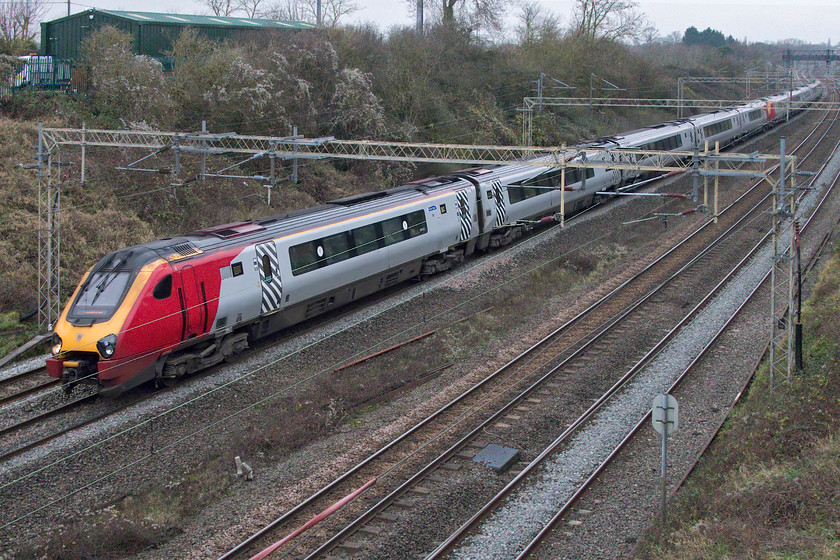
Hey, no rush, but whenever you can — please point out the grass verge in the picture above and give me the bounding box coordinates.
[636,242,840,560]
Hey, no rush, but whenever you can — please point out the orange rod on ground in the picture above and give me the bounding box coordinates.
[248,478,378,560]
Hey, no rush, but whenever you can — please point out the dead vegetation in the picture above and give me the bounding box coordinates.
[637,243,840,560]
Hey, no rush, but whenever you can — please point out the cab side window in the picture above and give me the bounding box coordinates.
[153,274,173,300]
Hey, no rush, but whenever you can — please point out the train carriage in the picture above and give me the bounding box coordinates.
[47,80,823,395]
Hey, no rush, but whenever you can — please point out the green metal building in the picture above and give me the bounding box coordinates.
[40,9,315,61]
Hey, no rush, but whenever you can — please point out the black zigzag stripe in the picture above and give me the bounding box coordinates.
[256,243,282,313]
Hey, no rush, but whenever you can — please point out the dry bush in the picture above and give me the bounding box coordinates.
[0,53,15,79]
[0,118,40,312]
[81,26,173,128]
[328,68,386,139]
[805,245,840,363]
[462,92,519,145]
[171,29,351,137]
[22,510,174,560]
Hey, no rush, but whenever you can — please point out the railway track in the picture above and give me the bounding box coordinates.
[0,366,57,407]
[216,97,837,560]
[425,94,840,560]
[0,271,449,466]
[506,147,840,560]
[0,88,828,560]
[0,95,820,471]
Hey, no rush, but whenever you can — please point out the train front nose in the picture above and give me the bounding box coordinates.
[47,330,104,392]
[48,255,136,394]
[49,324,130,392]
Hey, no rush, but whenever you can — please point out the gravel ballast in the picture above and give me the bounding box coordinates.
[448,132,840,560]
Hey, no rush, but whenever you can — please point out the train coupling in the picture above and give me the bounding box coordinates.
[47,358,98,394]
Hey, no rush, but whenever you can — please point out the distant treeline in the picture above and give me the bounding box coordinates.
[683,26,738,49]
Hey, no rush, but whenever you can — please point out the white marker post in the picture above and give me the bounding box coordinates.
[652,394,679,531]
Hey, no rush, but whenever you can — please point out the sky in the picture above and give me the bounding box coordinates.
[43,0,835,45]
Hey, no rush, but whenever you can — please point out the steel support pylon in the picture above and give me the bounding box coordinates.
[36,122,61,332]
[768,138,797,389]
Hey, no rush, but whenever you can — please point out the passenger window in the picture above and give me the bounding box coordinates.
[406,211,428,238]
[382,217,408,246]
[545,170,562,187]
[323,232,351,265]
[352,224,379,255]
[289,242,320,276]
[152,274,172,300]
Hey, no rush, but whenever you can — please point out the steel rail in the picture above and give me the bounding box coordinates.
[515,252,771,560]
[0,379,58,408]
[422,94,839,560]
[0,364,48,385]
[424,214,774,560]
[0,392,162,463]
[221,98,830,560]
[0,394,98,440]
[513,91,840,559]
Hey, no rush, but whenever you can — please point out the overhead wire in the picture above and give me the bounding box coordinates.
[5,75,789,529]
[2,182,695,529]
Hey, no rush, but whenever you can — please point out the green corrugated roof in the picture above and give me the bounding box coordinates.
[92,9,315,29]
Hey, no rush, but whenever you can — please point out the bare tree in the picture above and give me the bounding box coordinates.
[237,0,269,18]
[319,0,359,27]
[571,0,649,43]
[267,0,311,21]
[207,0,238,16]
[663,30,682,44]
[515,1,562,46]
[265,0,358,26]
[636,23,659,46]
[0,0,46,54]
[406,0,510,33]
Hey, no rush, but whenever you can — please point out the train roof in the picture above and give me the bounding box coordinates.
[102,176,476,270]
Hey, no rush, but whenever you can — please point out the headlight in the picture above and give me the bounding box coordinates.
[51,334,62,356]
[96,334,117,358]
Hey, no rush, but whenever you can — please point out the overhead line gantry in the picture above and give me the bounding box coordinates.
[33,127,800,385]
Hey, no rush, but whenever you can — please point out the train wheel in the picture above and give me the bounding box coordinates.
[160,377,179,388]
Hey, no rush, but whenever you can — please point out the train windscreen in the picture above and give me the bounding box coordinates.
[68,269,132,324]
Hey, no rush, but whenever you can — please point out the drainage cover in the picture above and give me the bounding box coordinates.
[472,444,520,472]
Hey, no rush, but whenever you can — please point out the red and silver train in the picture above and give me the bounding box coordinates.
[47,81,821,395]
